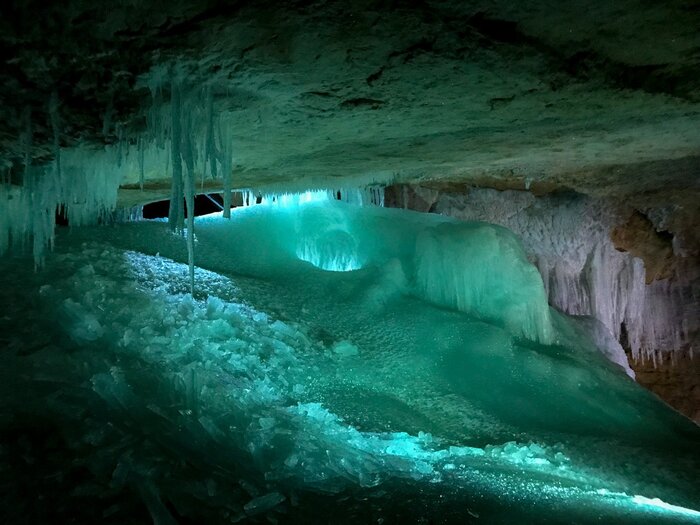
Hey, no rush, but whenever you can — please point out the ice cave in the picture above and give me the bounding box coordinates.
[0,1,699,524]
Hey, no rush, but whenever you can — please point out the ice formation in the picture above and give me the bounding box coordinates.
[428,188,697,363]
[0,70,696,522]
[414,221,554,344]
[0,77,235,270]
[2,199,698,524]
[0,146,125,267]
[0,70,393,279]
[185,200,554,343]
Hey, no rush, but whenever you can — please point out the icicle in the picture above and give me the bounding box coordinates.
[49,91,61,182]
[102,92,113,138]
[22,107,32,183]
[151,85,164,148]
[218,118,233,218]
[147,66,167,148]
[116,123,124,168]
[168,82,184,232]
[2,101,125,266]
[222,155,232,218]
[138,136,145,191]
[181,98,196,296]
[204,88,217,185]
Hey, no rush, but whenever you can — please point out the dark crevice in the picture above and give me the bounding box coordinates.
[467,13,527,46]
[488,95,515,110]
[142,193,228,220]
[366,67,385,86]
[339,97,384,109]
[388,38,435,63]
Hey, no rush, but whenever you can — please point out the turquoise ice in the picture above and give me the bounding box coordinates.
[0,196,697,524]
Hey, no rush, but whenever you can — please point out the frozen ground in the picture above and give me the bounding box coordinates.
[0,200,698,524]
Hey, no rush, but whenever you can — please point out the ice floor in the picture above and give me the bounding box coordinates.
[1,200,698,524]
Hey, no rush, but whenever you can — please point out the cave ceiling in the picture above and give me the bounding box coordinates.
[1,0,699,204]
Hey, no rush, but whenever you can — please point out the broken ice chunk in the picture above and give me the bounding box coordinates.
[332,340,359,357]
[243,492,285,515]
[62,298,104,342]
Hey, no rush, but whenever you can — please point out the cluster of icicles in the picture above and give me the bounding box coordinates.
[0,75,385,291]
[0,94,126,268]
[0,81,223,270]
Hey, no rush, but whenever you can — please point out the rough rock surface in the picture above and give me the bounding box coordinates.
[611,211,675,284]
[1,0,698,203]
[630,349,700,424]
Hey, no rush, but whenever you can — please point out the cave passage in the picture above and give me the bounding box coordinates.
[1,195,698,524]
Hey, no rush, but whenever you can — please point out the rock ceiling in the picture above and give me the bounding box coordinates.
[1,0,699,202]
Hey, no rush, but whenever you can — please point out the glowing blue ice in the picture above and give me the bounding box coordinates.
[632,496,700,518]
[3,194,697,524]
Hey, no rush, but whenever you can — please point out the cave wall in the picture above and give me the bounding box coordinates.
[385,183,699,422]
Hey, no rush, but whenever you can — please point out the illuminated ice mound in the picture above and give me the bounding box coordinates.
[1,197,699,524]
[195,200,554,344]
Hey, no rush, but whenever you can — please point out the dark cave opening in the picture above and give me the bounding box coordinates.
[142,193,230,219]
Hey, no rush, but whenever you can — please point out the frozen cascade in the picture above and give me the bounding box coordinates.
[426,188,697,362]
[414,222,554,344]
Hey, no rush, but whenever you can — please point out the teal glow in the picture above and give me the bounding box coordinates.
[5,196,698,523]
[632,495,700,518]
[295,228,362,271]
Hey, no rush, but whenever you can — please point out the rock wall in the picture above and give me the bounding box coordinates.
[631,348,700,423]
[385,183,699,422]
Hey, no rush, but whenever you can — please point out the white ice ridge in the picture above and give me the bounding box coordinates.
[430,189,697,363]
